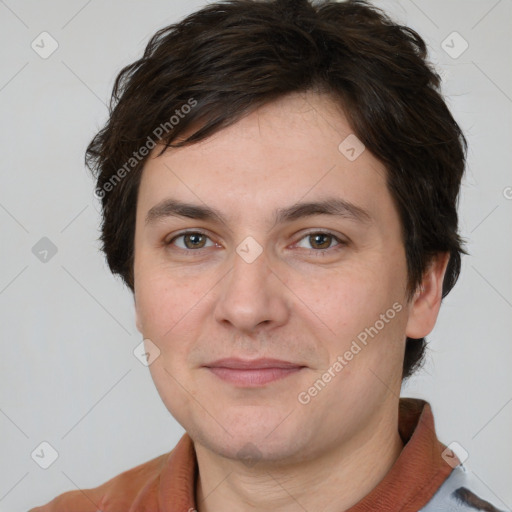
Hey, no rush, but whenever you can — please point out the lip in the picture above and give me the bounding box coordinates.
[205,358,304,370]
[203,358,306,387]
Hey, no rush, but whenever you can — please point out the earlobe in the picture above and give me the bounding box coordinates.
[405,252,450,339]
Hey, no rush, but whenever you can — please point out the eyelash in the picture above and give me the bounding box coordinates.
[165,230,347,255]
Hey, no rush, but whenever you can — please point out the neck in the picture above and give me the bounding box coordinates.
[194,402,404,512]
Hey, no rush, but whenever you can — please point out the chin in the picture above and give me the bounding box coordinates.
[190,416,314,466]
[203,435,306,465]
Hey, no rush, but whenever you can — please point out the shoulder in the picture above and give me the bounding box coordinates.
[28,451,171,512]
[421,464,508,512]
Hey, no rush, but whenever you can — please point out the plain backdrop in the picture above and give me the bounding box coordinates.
[0,0,511,510]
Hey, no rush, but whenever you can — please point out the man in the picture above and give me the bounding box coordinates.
[30,0,506,510]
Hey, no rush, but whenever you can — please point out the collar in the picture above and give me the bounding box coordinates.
[154,397,454,512]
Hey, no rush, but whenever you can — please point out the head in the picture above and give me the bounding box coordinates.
[86,0,466,464]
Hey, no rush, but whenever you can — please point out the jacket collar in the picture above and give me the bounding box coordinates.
[156,398,454,512]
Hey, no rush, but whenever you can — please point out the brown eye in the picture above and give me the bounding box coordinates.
[183,233,207,249]
[295,231,346,252]
[168,231,214,250]
[309,233,333,250]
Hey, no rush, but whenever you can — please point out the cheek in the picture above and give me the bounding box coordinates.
[293,258,406,364]
[135,264,199,339]
[296,262,386,331]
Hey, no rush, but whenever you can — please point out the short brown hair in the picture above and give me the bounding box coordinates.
[85,0,467,380]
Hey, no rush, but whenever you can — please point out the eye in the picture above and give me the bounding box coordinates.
[294,231,346,253]
[167,231,216,251]
[165,230,347,255]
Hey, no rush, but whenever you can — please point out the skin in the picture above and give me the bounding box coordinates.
[133,90,449,512]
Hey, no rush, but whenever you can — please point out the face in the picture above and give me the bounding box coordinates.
[133,91,438,466]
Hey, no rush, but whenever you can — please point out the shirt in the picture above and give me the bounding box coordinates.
[29,397,507,512]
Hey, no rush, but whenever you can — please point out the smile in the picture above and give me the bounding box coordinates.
[203,358,306,387]
[206,366,304,386]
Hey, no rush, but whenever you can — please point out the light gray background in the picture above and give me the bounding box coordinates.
[0,1,511,511]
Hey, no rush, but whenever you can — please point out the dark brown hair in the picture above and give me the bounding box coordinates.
[86,0,467,380]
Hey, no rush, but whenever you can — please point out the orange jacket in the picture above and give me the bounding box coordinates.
[29,398,459,512]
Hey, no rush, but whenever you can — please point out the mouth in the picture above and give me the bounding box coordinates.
[203,358,306,387]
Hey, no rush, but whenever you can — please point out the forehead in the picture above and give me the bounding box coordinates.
[136,91,390,226]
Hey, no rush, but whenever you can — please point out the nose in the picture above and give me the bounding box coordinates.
[213,245,289,334]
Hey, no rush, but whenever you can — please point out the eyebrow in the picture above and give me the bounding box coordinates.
[145,197,372,229]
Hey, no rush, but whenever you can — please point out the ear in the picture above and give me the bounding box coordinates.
[405,252,451,339]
